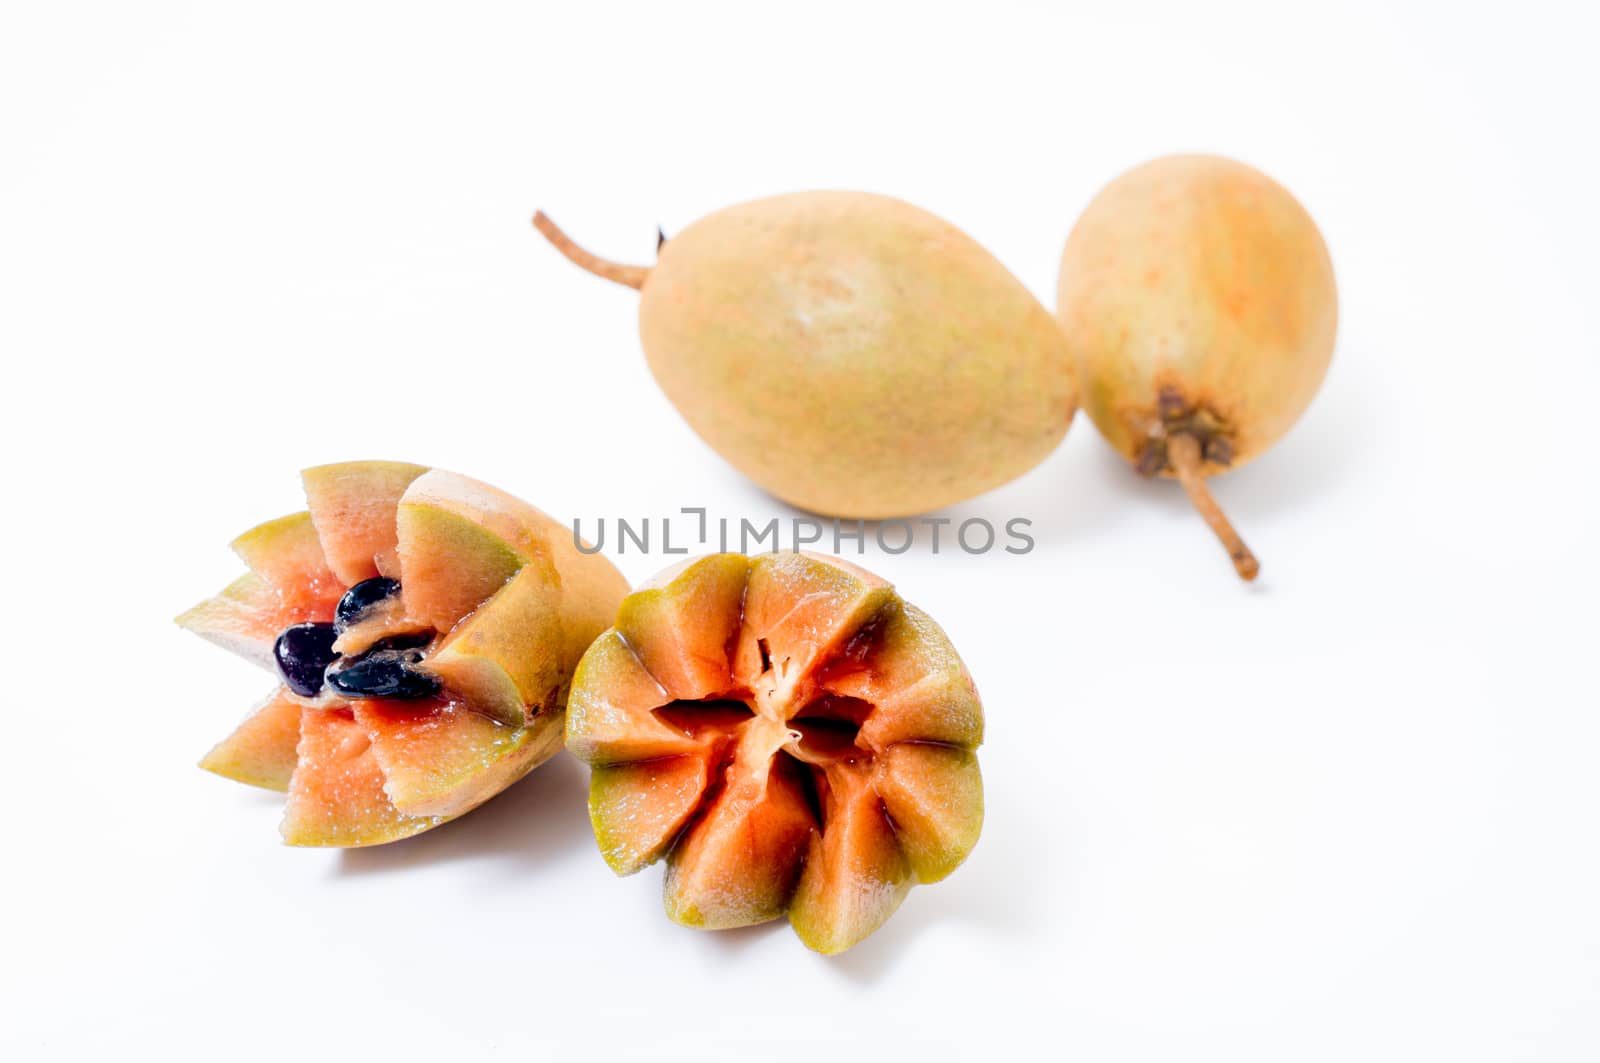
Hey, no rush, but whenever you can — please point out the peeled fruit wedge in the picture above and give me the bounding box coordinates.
[567,552,984,954]
[534,192,1076,518]
[177,461,629,847]
[1057,154,1338,580]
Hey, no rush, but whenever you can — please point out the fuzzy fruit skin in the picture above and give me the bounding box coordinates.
[1056,155,1337,475]
[638,191,1076,517]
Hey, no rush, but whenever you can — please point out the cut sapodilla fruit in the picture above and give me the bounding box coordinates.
[177,462,629,846]
[566,552,984,954]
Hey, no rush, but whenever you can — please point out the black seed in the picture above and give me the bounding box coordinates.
[274,622,340,697]
[368,632,432,653]
[335,577,401,632]
[325,649,441,700]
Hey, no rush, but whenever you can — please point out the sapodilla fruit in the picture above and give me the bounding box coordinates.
[565,552,984,954]
[1056,155,1338,580]
[177,462,629,846]
[534,192,1076,518]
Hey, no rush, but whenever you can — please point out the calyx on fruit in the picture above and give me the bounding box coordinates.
[1056,154,1338,580]
[534,191,1076,519]
[566,552,984,954]
[176,461,629,847]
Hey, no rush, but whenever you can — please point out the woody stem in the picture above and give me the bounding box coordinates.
[1167,432,1260,582]
[531,211,650,290]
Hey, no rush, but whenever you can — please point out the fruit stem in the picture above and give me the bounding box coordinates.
[1166,432,1260,582]
[531,211,650,290]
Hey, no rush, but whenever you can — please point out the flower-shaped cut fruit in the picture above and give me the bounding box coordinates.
[566,553,984,953]
[177,462,629,846]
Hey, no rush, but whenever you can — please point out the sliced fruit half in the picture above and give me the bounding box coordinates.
[178,462,629,847]
[566,552,984,953]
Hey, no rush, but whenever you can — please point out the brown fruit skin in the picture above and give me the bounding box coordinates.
[638,191,1076,518]
[1056,155,1337,476]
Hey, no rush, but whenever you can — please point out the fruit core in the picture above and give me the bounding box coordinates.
[655,634,885,829]
[272,577,441,703]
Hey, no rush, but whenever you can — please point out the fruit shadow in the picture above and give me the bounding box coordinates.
[688,844,1039,983]
[1021,365,1376,553]
[830,846,1046,983]
[334,752,593,877]
[749,403,1361,563]
[718,439,1113,556]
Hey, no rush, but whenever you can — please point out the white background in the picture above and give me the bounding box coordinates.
[2,2,1596,1059]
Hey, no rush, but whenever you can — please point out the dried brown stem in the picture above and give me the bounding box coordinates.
[1167,432,1260,582]
[531,211,650,290]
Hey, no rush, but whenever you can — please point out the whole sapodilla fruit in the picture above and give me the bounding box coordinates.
[566,552,984,954]
[1056,155,1338,580]
[177,461,629,846]
[535,192,1076,518]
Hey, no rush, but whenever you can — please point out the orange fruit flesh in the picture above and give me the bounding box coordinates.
[302,461,428,584]
[567,553,985,953]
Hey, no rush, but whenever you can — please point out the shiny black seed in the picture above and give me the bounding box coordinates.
[274,622,340,697]
[368,632,432,653]
[334,577,401,632]
[325,650,440,700]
